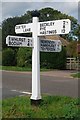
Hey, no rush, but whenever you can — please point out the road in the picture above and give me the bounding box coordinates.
[1,70,79,99]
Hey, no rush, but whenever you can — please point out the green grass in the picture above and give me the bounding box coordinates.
[71,72,80,78]
[2,95,80,119]
[0,100,2,119]
[1,66,32,71]
[0,66,51,72]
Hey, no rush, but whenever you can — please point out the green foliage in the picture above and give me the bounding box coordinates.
[71,72,80,78]
[21,10,32,23]
[2,17,24,48]
[66,41,77,57]
[2,47,66,69]
[2,48,16,66]
[39,7,68,22]
[40,47,66,69]
[2,95,80,119]
[74,24,80,40]
[1,66,32,71]
[17,48,32,67]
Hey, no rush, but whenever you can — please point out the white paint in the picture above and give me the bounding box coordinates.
[11,89,32,95]
[38,19,71,36]
[15,23,32,34]
[6,35,33,47]
[30,17,41,100]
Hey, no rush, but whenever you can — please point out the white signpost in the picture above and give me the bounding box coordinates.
[6,35,33,47]
[31,17,42,103]
[40,39,62,52]
[6,11,71,105]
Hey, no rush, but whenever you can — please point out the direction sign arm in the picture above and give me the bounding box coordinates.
[6,35,10,45]
[15,23,32,34]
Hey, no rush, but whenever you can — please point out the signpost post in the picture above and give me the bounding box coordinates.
[30,13,41,104]
[6,11,71,105]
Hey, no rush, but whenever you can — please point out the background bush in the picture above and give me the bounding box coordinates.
[2,47,66,70]
[17,47,67,69]
[17,48,32,67]
[40,47,67,70]
[2,48,16,66]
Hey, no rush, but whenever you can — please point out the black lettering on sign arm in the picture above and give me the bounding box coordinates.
[27,40,30,46]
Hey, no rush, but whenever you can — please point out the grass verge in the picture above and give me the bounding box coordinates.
[2,95,80,119]
[1,66,32,71]
[71,72,80,78]
[0,66,51,72]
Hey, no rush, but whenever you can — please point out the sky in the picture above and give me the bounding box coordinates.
[0,0,80,23]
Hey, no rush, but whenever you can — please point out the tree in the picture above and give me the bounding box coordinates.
[2,17,22,48]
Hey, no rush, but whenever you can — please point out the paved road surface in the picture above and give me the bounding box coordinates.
[1,70,78,99]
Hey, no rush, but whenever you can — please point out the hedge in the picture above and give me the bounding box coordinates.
[2,47,67,70]
[2,48,16,66]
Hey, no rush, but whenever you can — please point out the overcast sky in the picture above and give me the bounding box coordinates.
[0,0,80,23]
